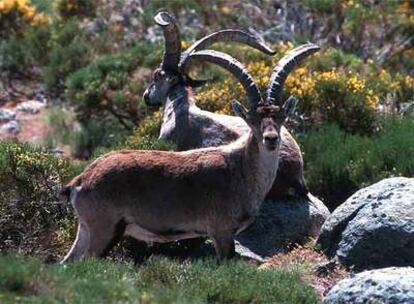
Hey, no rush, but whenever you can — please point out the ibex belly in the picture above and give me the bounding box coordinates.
[124,224,206,243]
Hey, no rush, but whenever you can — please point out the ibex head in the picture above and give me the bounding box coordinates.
[232,43,320,151]
[143,11,276,107]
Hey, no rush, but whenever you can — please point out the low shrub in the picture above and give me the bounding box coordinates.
[123,110,176,151]
[194,43,413,135]
[0,1,50,75]
[46,106,131,159]
[0,255,321,303]
[0,141,71,202]
[300,117,414,209]
[65,42,160,132]
[43,19,90,90]
[54,0,96,20]
[74,118,131,159]
[0,141,75,259]
[0,0,49,38]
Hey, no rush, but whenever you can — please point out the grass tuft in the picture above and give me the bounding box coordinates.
[0,255,321,303]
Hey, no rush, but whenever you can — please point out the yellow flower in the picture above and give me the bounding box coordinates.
[366,89,379,109]
[405,75,414,88]
[0,0,16,13]
[181,41,190,50]
[346,75,365,93]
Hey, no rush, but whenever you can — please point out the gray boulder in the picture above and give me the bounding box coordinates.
[317,177,414,271]
[0,120,21,135]
[16,100,46,114]
[236,193,330,260]
[325,267,414,304]
[0,108,16,123]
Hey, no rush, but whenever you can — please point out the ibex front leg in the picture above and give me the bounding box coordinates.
[211,233,235,260]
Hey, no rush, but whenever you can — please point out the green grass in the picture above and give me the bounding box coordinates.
[0,255,320,303]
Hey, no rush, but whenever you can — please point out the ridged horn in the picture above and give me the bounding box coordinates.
[185,50,262,110]
[267,43,320,104]
[154,11,181,72]
[179,29,275,75]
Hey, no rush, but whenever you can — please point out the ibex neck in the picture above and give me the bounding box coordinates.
[228,131,280,208]
[164,86,189,115]
[160,86,194,145]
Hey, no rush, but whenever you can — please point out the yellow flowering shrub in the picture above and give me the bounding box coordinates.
[0,0,49,36]
[192,43,412,134]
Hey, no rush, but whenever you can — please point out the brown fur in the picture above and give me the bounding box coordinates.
[61,101,289,263]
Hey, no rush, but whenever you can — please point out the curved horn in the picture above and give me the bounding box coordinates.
[185,50,262,110]
[154,11,181,72]
[179,29,275,74]
[267,43,320,104]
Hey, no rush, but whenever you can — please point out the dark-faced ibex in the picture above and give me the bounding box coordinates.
[143,12,318,198]
[61,44,316,262]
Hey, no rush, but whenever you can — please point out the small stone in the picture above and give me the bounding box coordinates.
[0,108,16,123]
[16,100,46,114]
[0,120,21,135]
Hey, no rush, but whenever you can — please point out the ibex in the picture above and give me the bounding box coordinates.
[143,12,316,198]
[61,44,317,262]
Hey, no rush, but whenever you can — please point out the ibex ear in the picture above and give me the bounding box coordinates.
[282,96,298,119]
[232,100,249,121]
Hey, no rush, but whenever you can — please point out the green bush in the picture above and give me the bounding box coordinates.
[308,48,363,72]
[0,25,50,75]
[0,141,76,258]
[0,256,320,303]
[300,117,414,209]
[311,72,377,134]
[0,141,71,202]
[66,42,160,132]
[46,107,131,159]
[88,111,176,158]
[54,0,96,20]
[0,0,49,39]
[43,19,90,90]
[123,110,176,151]
[75,118,131,159]
[300,0,337,14]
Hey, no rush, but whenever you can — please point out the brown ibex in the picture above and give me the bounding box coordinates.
[143,12,317,198]
[61,44,317,262]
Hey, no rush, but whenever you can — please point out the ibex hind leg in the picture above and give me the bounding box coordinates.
[61,218,125,263]
[61,221,90,263]
[61,189,126,263]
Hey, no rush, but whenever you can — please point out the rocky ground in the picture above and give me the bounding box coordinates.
[0,80,49,144]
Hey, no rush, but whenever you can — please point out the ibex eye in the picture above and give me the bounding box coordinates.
[153,69,164,81]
